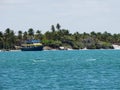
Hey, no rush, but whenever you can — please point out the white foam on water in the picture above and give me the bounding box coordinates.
[86,59,96,61]
[50,75,58,78]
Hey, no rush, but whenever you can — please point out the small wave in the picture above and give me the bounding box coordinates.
[50,75,58,78]
[86,59,96,61]
[34,58,41,60]
[32,59,46,63]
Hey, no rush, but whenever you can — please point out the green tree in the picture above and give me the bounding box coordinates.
[0,31,3,49]
[4,28,15,49]
[56,23,61,30]
[18,30,23,40]
[23,31,28,40]
[51,25,55,32]
[28,28,34,39]
[35,30,43,40]
[73,32,80,41]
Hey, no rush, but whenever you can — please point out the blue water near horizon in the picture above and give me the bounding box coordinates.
[0,50,120,90]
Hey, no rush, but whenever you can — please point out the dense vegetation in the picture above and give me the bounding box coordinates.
[0,23,120,50]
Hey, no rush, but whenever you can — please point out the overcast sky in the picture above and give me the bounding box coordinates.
[0,0,120,34]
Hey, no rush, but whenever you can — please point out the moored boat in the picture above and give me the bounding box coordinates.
[21,40,43,51]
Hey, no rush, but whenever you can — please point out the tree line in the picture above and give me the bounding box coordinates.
[0,23,120,50]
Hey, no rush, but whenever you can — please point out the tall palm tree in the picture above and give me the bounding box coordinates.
[3,28,15,49]
[18,30,23,40]
[0,31,3,49]
[56,23,61,30]
[51,25,55,32]
[35,30,42,40]
[28,28,34,39]
[23,31,28,40]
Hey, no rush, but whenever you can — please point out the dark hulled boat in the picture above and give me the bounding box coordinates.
[21,40,43,51]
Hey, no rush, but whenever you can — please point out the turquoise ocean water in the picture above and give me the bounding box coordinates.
[0,50,120,90]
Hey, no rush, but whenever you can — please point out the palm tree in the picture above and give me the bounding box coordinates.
[3,28,15,49]
[15,30,23,46]
[23,31,28,40]
[28,28,34,39]
[0,31,3,49]
[51,25,55,32]
[56,23,61,30]
[35,30,42,40]
[18,30,23,40]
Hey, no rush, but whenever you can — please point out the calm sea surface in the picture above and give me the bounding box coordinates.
[0,50,120,90]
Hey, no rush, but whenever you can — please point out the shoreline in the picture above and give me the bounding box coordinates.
[1,48,120,52]
[1,44,120,52]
